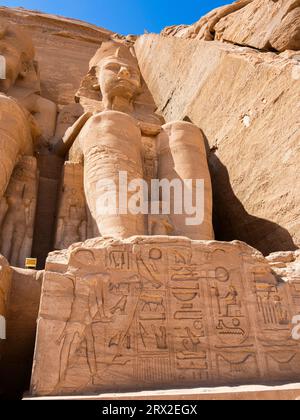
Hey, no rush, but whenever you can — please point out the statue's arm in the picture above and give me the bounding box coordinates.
[53,112,92,158]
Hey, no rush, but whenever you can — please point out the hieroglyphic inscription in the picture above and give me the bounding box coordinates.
[168,246,209,384]
[31,238,300,396]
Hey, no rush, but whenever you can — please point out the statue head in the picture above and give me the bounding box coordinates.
[90,42,142,111]
[0,25,35,93]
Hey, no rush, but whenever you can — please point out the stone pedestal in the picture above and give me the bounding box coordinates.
[30,236,300,397]
[24,383,300,401]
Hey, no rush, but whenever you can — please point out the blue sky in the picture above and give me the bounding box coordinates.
[0,0,230,34]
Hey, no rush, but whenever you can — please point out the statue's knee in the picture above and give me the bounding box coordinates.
[158,120,207,159]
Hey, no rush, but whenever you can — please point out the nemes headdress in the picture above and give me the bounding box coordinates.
[89,41,137,71]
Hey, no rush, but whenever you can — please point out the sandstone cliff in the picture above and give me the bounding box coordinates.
[135,34,300,255]
[162,0,300,52]
[149,1,299,255]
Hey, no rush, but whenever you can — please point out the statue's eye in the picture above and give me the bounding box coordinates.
[105,64,120,71]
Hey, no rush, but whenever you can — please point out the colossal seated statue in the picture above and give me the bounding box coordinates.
[0,25,57,266]
[59,41,214,242]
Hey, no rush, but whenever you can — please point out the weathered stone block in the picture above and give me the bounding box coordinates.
[31,237,300,396]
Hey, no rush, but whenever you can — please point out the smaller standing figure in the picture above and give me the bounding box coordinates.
[56,272,111,385]
[0,157,38,267]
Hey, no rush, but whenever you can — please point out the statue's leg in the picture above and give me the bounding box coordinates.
[58,332,75,383]
[85,325,97,378]
[79,111,147,239]
[157,121,214,240]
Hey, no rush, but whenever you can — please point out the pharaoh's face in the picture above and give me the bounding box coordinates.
[98,56,141,101]
[0,41,22,92]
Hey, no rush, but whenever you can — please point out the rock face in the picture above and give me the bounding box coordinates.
[0,268,42,399]
[31,237,300,396]
[0,258,41,399]
[135,34,300,255]
[162,0,300,52]
[214,0,300,52]
[267,250,300,281]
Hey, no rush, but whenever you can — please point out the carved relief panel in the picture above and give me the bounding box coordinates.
[31,238,300,396]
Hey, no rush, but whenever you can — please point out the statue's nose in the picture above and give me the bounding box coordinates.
[118,66,130,78]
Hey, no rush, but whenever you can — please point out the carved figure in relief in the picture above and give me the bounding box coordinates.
[222,286,241,317]
[56,204,87,250]
[0,157,38,267]
[152,326,168,350]
[182,327,201,352]
[212,285,241,317]
[57,273,111,384]
[55,163,88,250]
